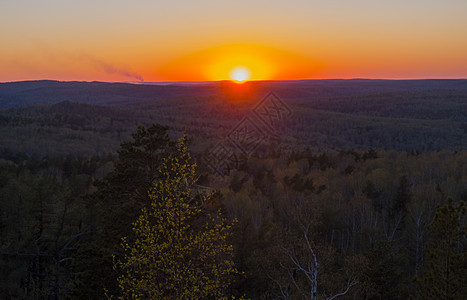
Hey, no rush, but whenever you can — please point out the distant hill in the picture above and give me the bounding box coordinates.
[1,79,467,109]
[0,79,466,155]
[0,80,219,108]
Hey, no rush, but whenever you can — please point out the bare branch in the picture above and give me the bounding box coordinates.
[327,279,358,300]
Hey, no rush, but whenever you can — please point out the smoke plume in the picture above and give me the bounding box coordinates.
[79,53,144,82]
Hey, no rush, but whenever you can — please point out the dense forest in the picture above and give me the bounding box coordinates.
[0,80,466,299]
[1,80,466,155]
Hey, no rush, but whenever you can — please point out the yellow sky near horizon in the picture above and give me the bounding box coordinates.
[1,0,466,82]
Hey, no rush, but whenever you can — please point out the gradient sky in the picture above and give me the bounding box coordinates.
[1,0,466,82]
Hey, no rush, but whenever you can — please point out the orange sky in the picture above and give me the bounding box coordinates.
[1,0,466,82]
[157,44,321,81]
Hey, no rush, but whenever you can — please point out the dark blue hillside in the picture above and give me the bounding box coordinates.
[1,79,467,109]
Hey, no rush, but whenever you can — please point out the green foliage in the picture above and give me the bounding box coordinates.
[114,136,238,299]
[416,199,467,299]
[95,124,175,208]
[361,240,409,299]
[1,99,467,299]
[208,149,466,298]
[0,156,98,299]
[73,124,176,298]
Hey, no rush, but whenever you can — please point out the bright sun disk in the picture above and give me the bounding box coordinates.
[229,66,251,83]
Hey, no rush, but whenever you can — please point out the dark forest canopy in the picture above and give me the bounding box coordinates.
[0,136,465,298]
[0,79,466,157]
[0,80,466,298]
[1,79,467,109]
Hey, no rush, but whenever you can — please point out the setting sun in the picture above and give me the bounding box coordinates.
[229,66,251,83]
[158,44,318,82]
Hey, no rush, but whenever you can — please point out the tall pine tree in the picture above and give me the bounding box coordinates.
[114,136,238,299]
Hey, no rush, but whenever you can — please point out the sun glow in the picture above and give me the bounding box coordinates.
[229,66,251,83]
[158,44,319,82]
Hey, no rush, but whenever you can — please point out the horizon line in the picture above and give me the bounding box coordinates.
[2,77,467,85]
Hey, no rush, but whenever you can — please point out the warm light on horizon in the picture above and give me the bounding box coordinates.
[229,66,251,83]
[157,44,318,82]
[1,1,466,82]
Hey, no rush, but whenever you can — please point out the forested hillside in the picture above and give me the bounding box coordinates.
[0,80,466,298]
[1,80,466,156]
